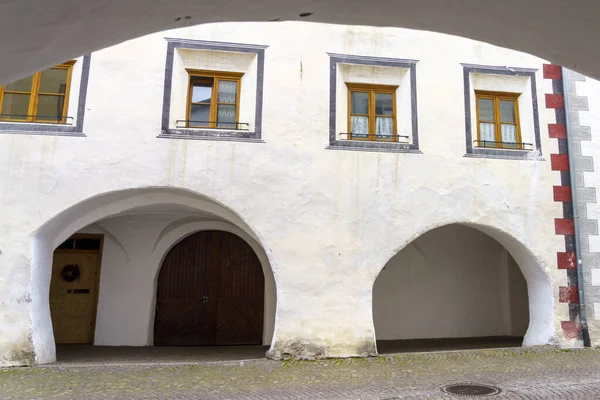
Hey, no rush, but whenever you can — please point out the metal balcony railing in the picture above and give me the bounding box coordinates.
[0,114,73,124]
[340,133,410,142]
[473,140,533,150]
[176,120,250,130]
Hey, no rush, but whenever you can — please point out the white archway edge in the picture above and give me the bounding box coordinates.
[2,1,600,85]
[148,218,277,346]
[30,188,278,364]
[25,187,559,365]
[367,222,555,352]
[371,224,551,348]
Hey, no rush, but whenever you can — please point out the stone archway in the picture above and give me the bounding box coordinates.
[30,187,278,364]
[370,223,554,353]
[2,1,600,86]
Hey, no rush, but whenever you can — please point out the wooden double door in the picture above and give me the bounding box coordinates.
[154,231,265,346]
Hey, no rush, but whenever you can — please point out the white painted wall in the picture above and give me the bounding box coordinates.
[373,225,528,340]
[74,215,277,346]
[0,22,569,365]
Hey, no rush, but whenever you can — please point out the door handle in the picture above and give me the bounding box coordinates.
[202,296,209,303]
[72,289,90,294]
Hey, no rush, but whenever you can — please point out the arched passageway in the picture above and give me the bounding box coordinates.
[372,224,543,353]
[33,188,277,364]
[2,1,600,85]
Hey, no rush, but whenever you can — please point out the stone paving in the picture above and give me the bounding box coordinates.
[1,347,600,399]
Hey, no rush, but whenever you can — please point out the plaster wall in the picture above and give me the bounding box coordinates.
[0,22,567,365]
[373,225,528,340]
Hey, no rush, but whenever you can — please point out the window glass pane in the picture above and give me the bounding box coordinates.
[191,80,213,103]
[57,238,75,250]
[39,68,69,94]
[74,238,102,250]
[217,104,236,128]
[189,104,210,127]
[218,80,237,103]
[36,95,65,122]
[500,100,516,123]
[351,116,369,135]
[375,93,393,115]
[5,76,33,92]
[0,93,30,120]
[479,122,496,145]
[501,124,517,144]
[478,98,495,121]
[376,117,393,137]
[350,92,369,114]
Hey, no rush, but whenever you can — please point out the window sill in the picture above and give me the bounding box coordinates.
[0,121,82,136]
[159,129,264,143]
[328,139,420,154]
[465,148,544,161]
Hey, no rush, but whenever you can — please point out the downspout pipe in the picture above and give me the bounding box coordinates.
[562,67,591,347]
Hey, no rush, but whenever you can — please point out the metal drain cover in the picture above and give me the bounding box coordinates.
[442,383,501,397]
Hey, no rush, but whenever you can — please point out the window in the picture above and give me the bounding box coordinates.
[347,83,397,141]
[186,70,243,129]
[475,91,522,149]
[0,61,76,124]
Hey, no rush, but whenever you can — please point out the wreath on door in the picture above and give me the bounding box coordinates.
[60,264,80,282]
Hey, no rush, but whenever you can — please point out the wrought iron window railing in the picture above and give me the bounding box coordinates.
[473,140,533,150]
[0,114,73,125]
[340,133,410,142]
[176,120,250,130]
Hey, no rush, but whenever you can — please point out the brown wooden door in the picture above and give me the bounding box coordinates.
[154,231,264,346]
[50,250,101,344]
[215,232,265,345]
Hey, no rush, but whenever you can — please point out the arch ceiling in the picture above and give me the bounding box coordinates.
[1,0,600,85]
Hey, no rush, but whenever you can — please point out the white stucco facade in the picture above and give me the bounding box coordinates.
[0,21,585,366]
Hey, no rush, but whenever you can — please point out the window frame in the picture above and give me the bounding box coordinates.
[346,82,398,142]
[185,69,243,129]
[0,60,76,124]
[475,90,522,149]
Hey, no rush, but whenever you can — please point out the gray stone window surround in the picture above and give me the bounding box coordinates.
[158,38,267,143]
[327,53,421,154]
[0,54,92,137]
[462,63,542,160]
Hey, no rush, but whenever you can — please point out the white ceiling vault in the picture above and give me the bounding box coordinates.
[0,0,599,84]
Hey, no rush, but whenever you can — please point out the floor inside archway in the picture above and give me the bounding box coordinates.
[54,345,270,366]
[376,336,524,355]
[54,337,523,366]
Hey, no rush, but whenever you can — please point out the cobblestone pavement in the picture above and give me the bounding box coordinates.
[2,347,600,399]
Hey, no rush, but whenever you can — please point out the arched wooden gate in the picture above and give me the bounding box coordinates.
[154,231,265,345]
